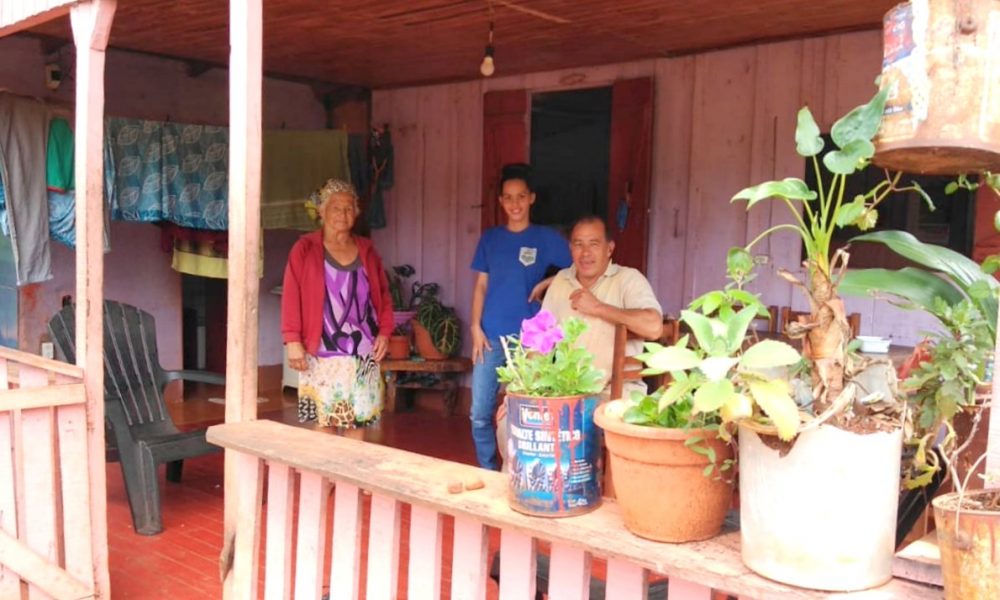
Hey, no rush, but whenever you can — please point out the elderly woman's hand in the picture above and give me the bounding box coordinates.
[372,335,389,362]
[286,342,308,371]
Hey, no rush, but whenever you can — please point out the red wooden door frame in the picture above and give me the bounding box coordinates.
[607,78,654,273]
[481,90,528,230]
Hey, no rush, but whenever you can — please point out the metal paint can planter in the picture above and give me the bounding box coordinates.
[505,393,602,517]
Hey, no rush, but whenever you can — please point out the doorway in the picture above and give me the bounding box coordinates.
[181,274,227,374]
[529,86,612,235]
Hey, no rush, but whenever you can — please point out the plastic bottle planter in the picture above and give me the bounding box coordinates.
[505,393,602,517]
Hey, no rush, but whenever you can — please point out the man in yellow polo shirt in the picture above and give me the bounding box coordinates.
[541,215,663,397]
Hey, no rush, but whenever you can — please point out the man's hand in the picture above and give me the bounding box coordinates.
[372,335,389,361]
[471,324,492,364]
[570,288,605,317]
[528,276,554,303]
[286,342,308,371]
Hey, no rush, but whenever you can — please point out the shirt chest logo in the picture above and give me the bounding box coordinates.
[519,246,537,267]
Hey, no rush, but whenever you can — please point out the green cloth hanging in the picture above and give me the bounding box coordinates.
[261,130,350,230]
[46,117,74,192]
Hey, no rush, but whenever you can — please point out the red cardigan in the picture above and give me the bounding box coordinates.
[281,232,394,355]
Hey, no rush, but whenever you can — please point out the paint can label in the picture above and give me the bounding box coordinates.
[506,394,602,517]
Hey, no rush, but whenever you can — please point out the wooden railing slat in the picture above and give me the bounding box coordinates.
[365,494,401,600]
[330,483,363,599]
[0,530,91,600]
[668,578,713,600]
[607,558,648,600]
[18,366,58,600]
[549,543,591,600]
[0,384,88,411]
[230,452,263,600]
[0,348,83,380]
[407,505,443,600]
[451,516,488,600]
[293,471,328,600]
[498,530,536,600]
[0,360,19,597]
[56,401,94,590]
[263,463,294,600]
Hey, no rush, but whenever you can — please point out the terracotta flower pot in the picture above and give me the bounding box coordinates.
[934,490,1000,600]
[412,321,445,360]
[387,335,410,360]
[594,403,733,542]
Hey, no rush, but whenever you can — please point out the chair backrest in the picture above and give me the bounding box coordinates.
[661,317,681,346]
[609,324,645,401]
[780,307,861,338]
[48,300,171,428]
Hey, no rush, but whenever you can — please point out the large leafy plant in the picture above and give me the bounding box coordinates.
[631,254,803,441]
[730,88,921,420]
[841,230,999,342]
[497,311,604,397]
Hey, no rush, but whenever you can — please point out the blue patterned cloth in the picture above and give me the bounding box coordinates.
[107,118,229,230]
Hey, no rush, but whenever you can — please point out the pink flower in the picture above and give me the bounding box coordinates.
[520,310,563,354]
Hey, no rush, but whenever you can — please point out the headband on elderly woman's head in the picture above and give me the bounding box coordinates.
[305,178,359,223]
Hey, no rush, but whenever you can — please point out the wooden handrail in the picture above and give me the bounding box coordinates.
[208,419,937,599]
[0,347,83,380]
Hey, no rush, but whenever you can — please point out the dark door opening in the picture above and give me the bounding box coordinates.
[181,274,227,374]
[529,87,612,235]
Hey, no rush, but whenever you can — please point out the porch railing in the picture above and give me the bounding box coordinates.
[0,346,96,599]
[208,419,939,599]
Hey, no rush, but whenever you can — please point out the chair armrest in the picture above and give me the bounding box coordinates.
[163,369,226,386]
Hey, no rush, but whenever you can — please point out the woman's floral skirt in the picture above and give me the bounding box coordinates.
[297,354,383,428]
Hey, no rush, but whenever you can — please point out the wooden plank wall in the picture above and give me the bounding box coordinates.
[371,29,942,351]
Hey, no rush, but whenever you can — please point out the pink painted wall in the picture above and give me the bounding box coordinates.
[1,34,326,367]
[372,29,941,349]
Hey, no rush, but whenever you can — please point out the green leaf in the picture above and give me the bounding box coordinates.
[822,139,875,175]
[856,209,879,231]
[731,178,817,209]
[703,464,714,477]
[725,305,758,353]
[982,255,1000,275]
[640,345,701,373]
[693,379,735,414]
[851,230,999,338]
[727,247,754,280]
[835,196,866,228]
[680,310,718,352]
[658,377,696,412]
[698,356,739,381]
[945,181,960,195]
[795,106,824,157]
[739,339,801,370]
[830,88,888,148]
[623,405,653,425]
[720,393,753,422]
[748,379,801,441]
[995,209,1000,233]
[841,267,965,314]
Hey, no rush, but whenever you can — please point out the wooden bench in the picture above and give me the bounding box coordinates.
[380,357,472,416]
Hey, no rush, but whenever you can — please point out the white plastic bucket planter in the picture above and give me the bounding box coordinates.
[738,423,903,591]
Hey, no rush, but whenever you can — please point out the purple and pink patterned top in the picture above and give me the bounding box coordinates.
[317,255,379,358]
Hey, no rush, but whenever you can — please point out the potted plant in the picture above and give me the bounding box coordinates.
[387,323,411,360]
[595,251,802,542]
[496,311,605,517]
[413,296,460,360]
[836,176,1000,597]
[385,264,440,328]
[727,89,925,590]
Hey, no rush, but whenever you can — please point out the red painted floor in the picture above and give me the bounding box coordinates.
[106,391,508,599]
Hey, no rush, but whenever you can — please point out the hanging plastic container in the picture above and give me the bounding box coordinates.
[873,0,1000,174]
[505,393,602,517]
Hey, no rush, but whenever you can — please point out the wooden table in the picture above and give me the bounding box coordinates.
[753,332,914,367]
[380,357,472,416]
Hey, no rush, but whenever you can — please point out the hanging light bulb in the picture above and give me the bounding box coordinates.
[480,21,495,77]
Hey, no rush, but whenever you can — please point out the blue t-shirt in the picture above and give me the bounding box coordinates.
[471,225,572,339]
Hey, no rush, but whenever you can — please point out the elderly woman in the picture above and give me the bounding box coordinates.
[281,179,394,428]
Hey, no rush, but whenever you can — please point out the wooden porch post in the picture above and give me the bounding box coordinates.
[70,1,116,597]
[222,0,263,597]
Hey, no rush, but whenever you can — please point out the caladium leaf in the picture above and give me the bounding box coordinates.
[795,106,824,157]
[739,339,801,370]
[731,178,817,209]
